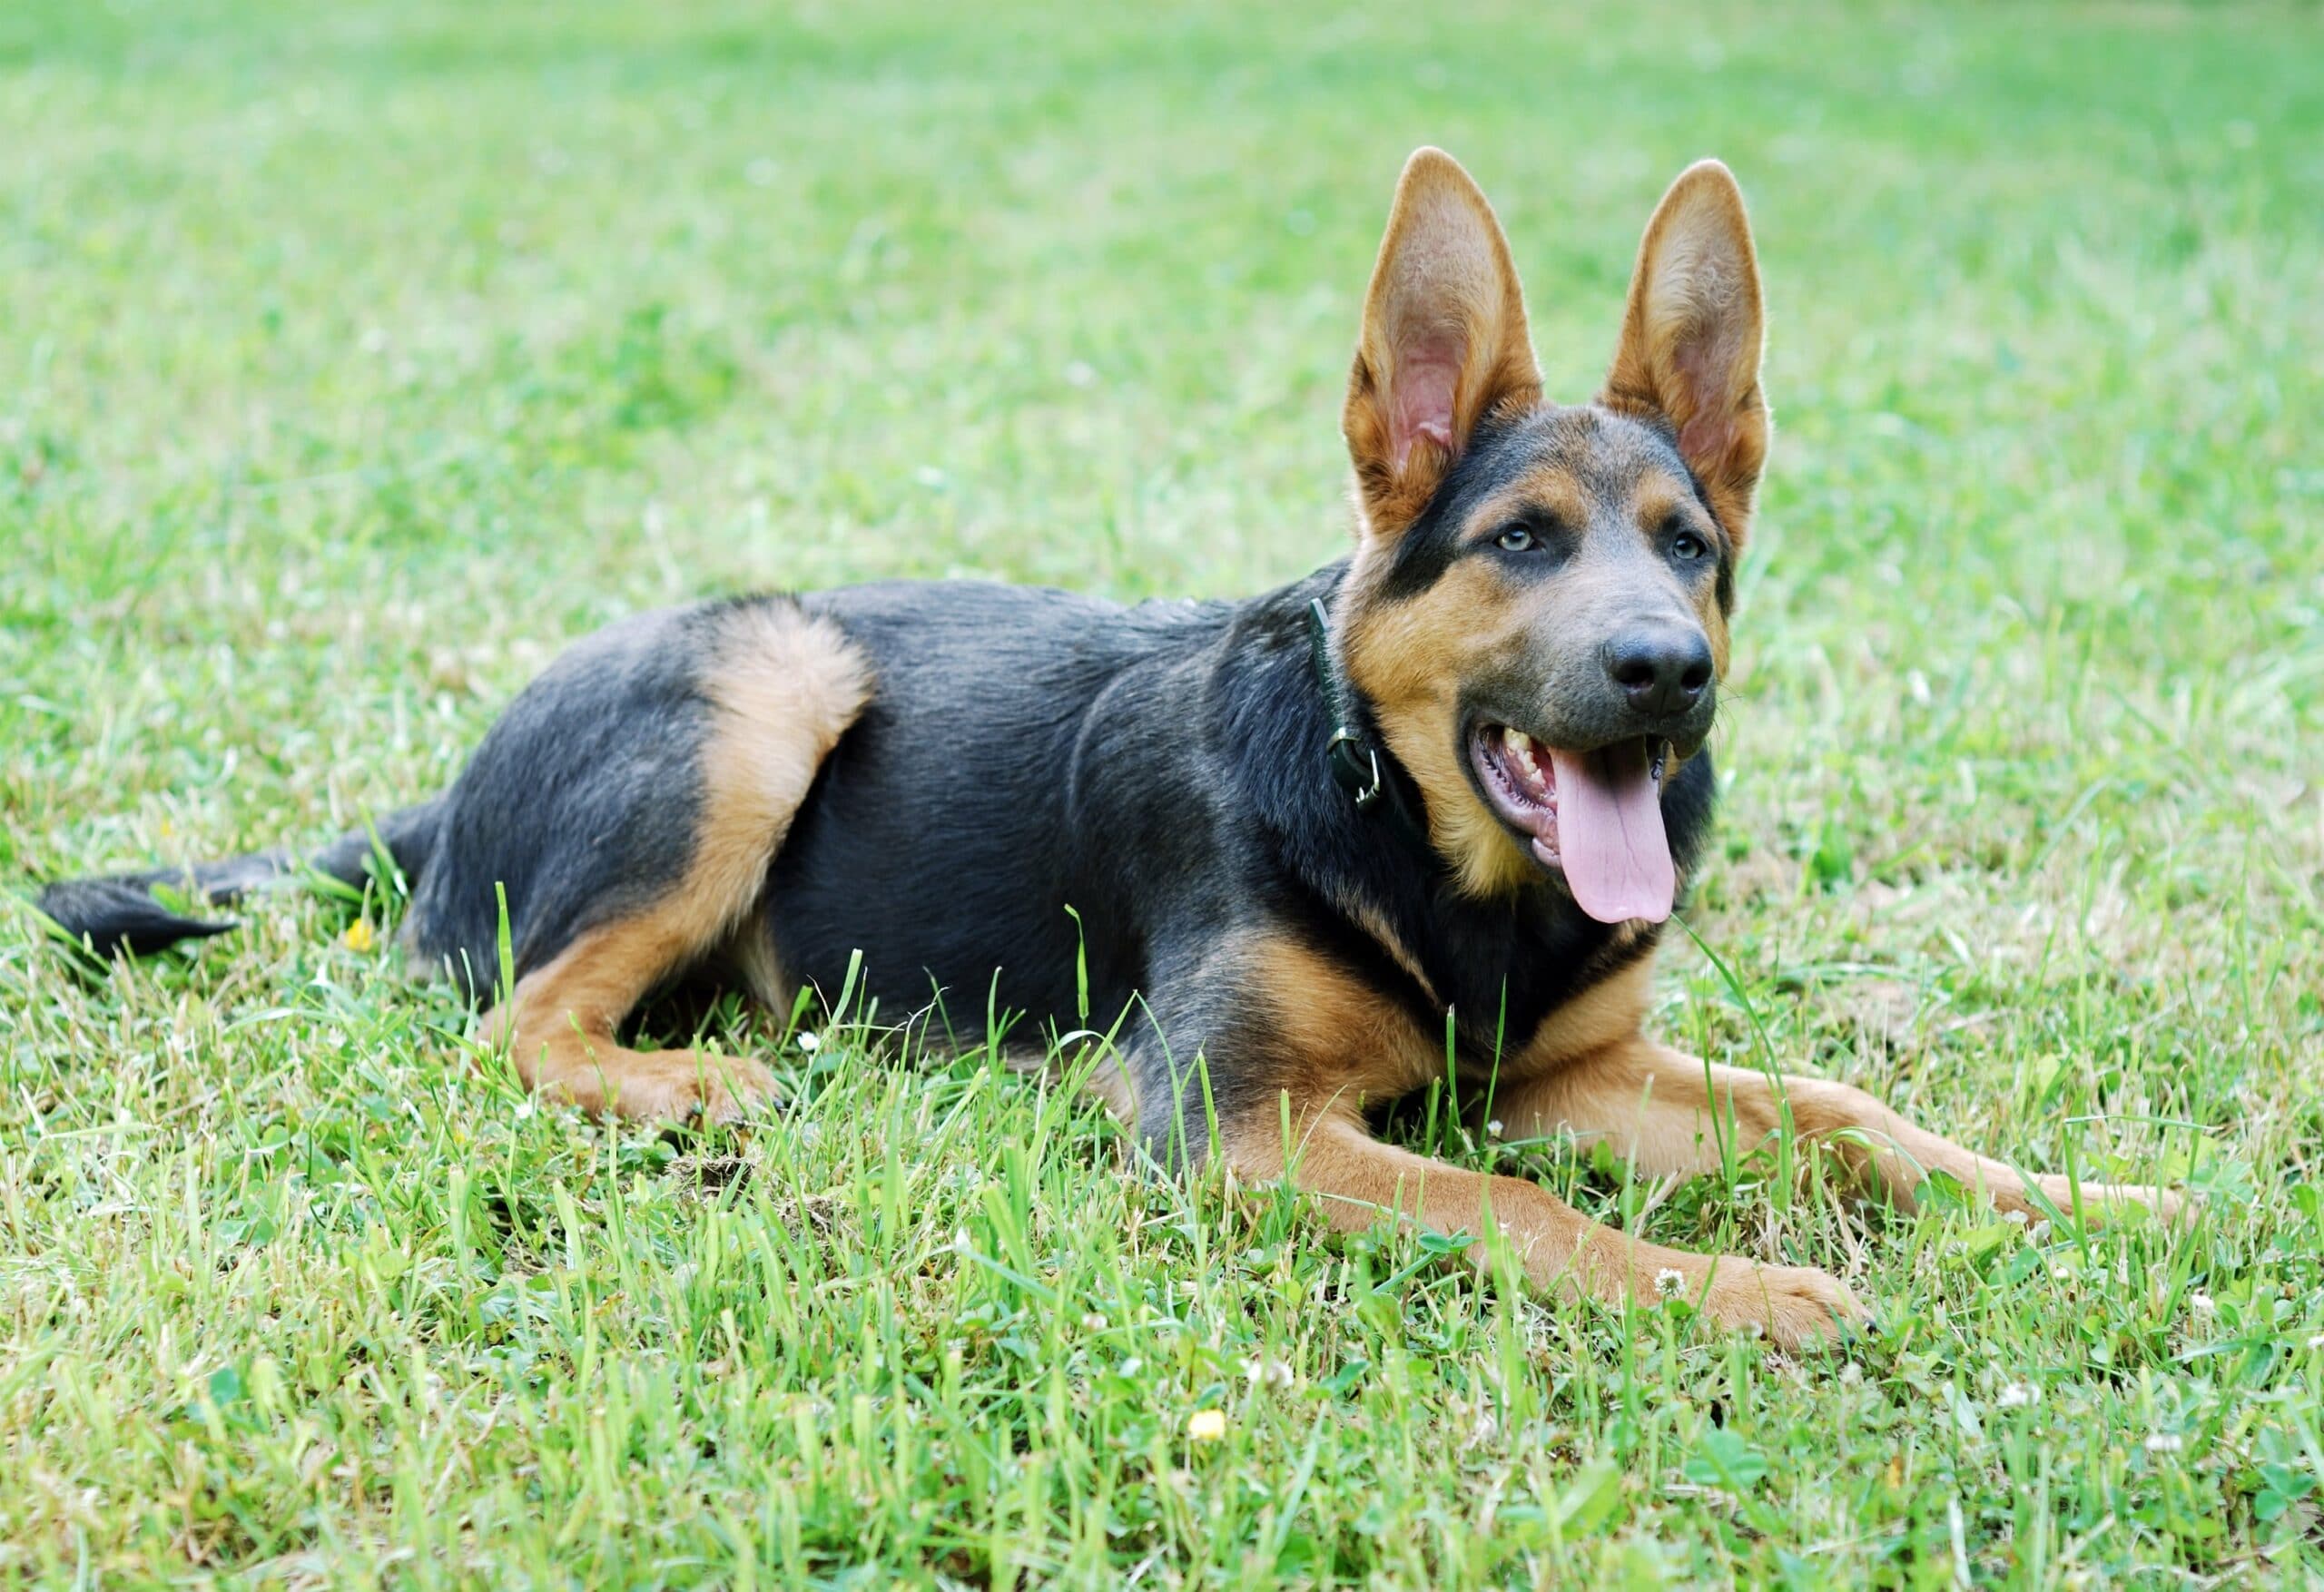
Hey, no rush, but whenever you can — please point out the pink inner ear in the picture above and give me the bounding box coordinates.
[1389,341,1462,471]
[1670,333,1740,472]
[1678,410,1733,471]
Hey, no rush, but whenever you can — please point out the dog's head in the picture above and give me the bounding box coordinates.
[1335,148,1768,923]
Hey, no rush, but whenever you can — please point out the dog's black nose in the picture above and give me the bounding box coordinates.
[1604,629,1714,720]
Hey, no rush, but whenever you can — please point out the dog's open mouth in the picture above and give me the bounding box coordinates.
[1471,725,1675,925]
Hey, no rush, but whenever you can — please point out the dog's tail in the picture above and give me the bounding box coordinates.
[34,798,446,960]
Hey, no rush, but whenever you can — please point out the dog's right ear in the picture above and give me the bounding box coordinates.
[1343,148,1542,543]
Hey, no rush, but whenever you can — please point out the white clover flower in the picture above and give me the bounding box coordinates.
[1081,1312,1108,1332]
[1654,1267,1688,1300]
[1997,1382,2040,1410]
[2145,1432,2183,1455]
[795,1030,822,1052]
[1243,1356,1295,1391]
[2187,1292,2215,1316]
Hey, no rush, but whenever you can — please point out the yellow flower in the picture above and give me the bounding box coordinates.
[341,919,376,953]
[1187,1409,1226,1443]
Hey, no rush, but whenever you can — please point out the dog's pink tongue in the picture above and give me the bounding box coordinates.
[1545,742,1674,925]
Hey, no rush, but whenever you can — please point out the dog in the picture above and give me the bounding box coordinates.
[38,149,2181,1347]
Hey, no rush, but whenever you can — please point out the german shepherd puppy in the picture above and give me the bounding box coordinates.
[40,150,2180,1347]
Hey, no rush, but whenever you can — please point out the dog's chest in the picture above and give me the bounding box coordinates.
[1270,930,1654,1108]
[1358,897,1656,1079]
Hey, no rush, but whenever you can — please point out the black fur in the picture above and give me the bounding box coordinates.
[36,801,441,960]
[35,604,754,1005]
[403,604,734,998]
[38,565,1713,1161]
[771,566,1712,1147]
[773,578,1230,1046]
[1379,406,1735,604]
[34,879,240,961]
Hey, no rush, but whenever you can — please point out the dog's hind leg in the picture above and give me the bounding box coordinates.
[1499,1037,2186,1226]
[477,602,872,1125]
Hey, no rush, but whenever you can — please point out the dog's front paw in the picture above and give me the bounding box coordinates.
[1699,1259,1866,1351]
[2026,1175,2191,1230]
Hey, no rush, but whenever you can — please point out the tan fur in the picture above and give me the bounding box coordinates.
[1333,153,1765,902]
[723,921,795,1017]
[1226,1111,1861,1347]
[480,915,782,1122]
[1497,1036,2187,1223]
[1326,888,1441,1006]
[483,604,872,1123]
[1221,937,1862,1348]
[1339,558,1541,898]
[700,602,873,903]
[1630,477,1734,675]
[1248,934,1444,1108]
[1219,942,2176,1349]
[1074,1055,1138,1123]
[1600,160,1770,544]
[1167,152,2176,1346]
[1338,447,1737,900]
[1343,148,1541,542]
[1506,957,1654,1076]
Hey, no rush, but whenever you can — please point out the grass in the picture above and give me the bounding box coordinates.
[4,0,2321,1582]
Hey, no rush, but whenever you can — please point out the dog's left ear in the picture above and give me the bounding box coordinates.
[1344,148,1542,543]
[1600,161,1769,545]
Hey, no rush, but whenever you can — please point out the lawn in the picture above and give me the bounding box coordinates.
[4,0,2321,1583]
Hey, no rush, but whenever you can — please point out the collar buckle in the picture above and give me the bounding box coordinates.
[1325,728,1384,809]
[1308,596,1432,855]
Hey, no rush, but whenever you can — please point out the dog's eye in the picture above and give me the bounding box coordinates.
[1670,530,1708,562]
[1494,525,1537,553]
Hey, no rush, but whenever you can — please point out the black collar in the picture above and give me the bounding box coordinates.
[1305,596,1435,858]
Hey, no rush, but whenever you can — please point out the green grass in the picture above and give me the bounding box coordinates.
[5,0,2321,1583]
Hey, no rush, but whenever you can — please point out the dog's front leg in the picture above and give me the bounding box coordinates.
[1498,1037,2185,1225]
[1215,1096,1863,1349]
[1120,932,1862,1349]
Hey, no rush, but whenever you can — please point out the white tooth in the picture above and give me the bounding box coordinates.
[1503,726,1531,768]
